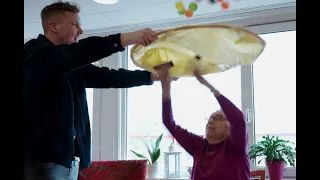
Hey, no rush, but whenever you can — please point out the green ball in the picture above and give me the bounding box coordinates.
[178,8,185,15]
[189,3,198,11]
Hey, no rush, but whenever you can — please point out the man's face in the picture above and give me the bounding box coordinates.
[49,12,83,44]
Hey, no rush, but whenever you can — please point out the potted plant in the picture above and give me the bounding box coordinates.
[131,133,163,178]
[248,135,296,180]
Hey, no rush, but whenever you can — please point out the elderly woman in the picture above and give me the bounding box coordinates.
[159,69,250,180]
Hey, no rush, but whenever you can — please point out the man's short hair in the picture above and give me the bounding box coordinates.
[41,1,80,33]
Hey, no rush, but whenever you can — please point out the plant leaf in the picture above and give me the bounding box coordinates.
[130,150,151,164]
[154,133,163,152]
[151,148,161,164]
[142,135,153,161]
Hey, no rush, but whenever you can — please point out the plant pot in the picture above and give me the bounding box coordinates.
[147,164,159,178]
[266,161,285,180]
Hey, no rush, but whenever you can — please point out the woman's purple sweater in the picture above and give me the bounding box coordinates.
[162,95,250,180]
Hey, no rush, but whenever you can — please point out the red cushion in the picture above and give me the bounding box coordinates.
[78,160,147,180]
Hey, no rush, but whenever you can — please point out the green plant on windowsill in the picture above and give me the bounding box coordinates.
[130,133,163,164]
[248,135,296,167]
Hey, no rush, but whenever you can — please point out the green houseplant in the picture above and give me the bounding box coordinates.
[130,133,163,178]
[248,135,296,180]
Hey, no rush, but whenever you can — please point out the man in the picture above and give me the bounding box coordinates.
[23,1,170,180]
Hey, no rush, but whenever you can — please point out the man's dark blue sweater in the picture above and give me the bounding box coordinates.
[23,33,153,170]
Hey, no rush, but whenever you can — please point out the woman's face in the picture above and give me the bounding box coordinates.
[205,110,230,142]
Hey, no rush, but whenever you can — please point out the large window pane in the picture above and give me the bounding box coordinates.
[126,45,241,174]
[253,31,296,167]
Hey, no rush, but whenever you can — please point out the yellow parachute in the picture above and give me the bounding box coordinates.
[130,24,266,77]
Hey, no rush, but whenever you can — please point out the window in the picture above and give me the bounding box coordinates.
[253,31,296,167]
[125,29,296,177]
[126,45,242,174]
[117,19,295,179]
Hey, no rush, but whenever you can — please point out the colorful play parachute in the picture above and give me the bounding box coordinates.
[130,24,266,77]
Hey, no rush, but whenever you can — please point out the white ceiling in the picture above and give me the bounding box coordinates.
[24,0,295,40]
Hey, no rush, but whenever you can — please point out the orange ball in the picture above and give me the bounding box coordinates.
[185,9,193,17]
[221,1,230,10]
